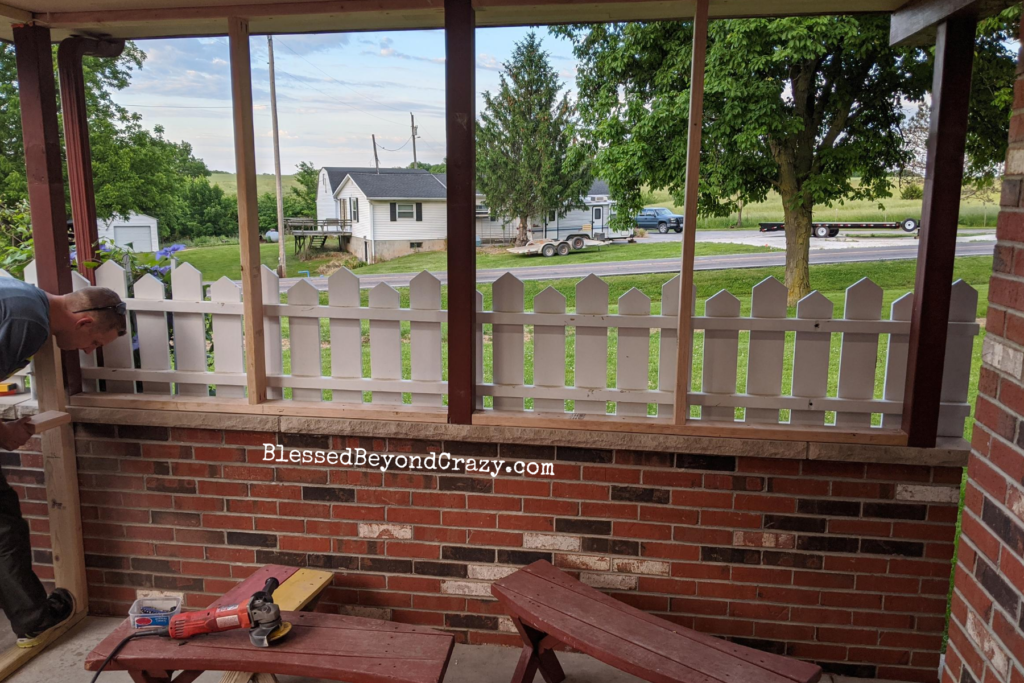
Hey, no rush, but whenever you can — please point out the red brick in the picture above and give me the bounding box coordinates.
[645,470,702,488]
[193,446,245,463]
[197,480,248,497]
[733,494,795,513]
[279,501,330,519]
[468,494,522,512]
[580,502,638,520]
[281,535,331,552]
[467,530,521,546]
[523,498,578,515]
[357,489,411,506]
[767,477,830,496]
[827,519,892,537]
[581,466,641,483]
[700,510,762,528]
[250,483,302,500]
[442,511,496,528]
[275,467,328,484]
[671,490,733,508]
[498,514,554,531]
[174,496,223,512]
[674,527,734,545]
[222,465,275,482]
[641,542,700,561]
[225,430,276,446]
[989,437,1024,485]
[818,627,879,646]
[551,482,609,501]
[792,606,852,625]
[388,508,441,525]
[670,596,729,616]
[614,521,671,540]
[411,492,465,508]
[331,505,386,521]
[388,575,440,592]
[730,566,792,586]
[415,527,467,544]
[961,510,1003,563]
[256,517,304,533]
[386,542,440,559]
[494,478,550,497]
[171,428,223,444]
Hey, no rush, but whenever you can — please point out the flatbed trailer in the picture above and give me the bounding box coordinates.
[508,237,610,257]
[759,218,919,238]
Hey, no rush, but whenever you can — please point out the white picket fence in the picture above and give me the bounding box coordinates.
[11,261,980,435]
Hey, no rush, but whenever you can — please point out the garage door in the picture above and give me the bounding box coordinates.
[113,226,153,252]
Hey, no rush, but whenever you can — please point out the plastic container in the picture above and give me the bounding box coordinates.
[129,596,181,630]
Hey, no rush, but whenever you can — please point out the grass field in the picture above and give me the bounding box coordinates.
[208,172,299,196]
[647,187,1000,229]
[174,238,777,281]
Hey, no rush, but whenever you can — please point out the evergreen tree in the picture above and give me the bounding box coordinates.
[477,33,593,247]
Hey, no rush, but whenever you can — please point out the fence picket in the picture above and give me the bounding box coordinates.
[288,279,323,402]
[657,276,679,418]
[939,280,979,437]
[328,268,362,404]
[475,290,484,410]
[702,290,741,422]
[369,283,402,405]
[791,291,833,426]
[616,288,652,417]
[210,277,245,399]
[746,277,787,423]
[94,261,134,394]
[72,270,98,393]
[882,292,914,429]
[533,286,567,414]
[410,271,442,407]
[134,274,171,395]
[492,273,525,412]
[262,265,284,400]
[576,274,609,415]
[22,260,36,286]
[836,278,883,427]
[171,263,208,396]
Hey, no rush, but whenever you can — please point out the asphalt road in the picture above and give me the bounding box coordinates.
[279,240,995,291]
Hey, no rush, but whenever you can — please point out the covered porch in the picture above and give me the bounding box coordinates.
[0,0,1015,682]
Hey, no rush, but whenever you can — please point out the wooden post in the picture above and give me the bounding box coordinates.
[902,17,976,447]
[5,24,89,679]
[673,0,709,426]
[445,0,476,424]
[228,17,268,404]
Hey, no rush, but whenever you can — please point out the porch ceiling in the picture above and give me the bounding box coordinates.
[5,0,905,43]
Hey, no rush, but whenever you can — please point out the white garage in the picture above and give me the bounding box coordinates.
[98,213,160,253]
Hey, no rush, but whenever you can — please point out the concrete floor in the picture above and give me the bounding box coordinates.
[4,616,646,683]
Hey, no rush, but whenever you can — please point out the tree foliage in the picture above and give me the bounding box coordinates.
[0,42,237,244]
[288,161,319,218]
[477,33,594,246]
[553,11,1018,303]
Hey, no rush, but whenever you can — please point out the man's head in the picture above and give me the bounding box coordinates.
[54,287,127,353]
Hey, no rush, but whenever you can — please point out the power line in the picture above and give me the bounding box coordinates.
[376,136,412,152]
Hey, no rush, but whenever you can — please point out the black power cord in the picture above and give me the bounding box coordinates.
[89,628,167,682]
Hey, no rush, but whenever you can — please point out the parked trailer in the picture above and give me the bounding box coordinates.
[759,218,919,238]
[507,237,609,257]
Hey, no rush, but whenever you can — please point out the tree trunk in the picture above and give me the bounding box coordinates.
[735,199,743,229]
[515,215,530,247]
[781,195,812,307]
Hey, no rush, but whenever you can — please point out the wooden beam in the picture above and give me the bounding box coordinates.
[902,16,976,447]
[58,37,125,285]
[0,611,87,681]
[27,410,73,434]
[890,0,1010,46]
[0,2,31,23]
[673,0,709,426]
[228,17,268,405]
[444,0,476,424]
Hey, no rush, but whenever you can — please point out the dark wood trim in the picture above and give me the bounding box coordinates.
[444,0,476,424]
[14,24,83,394]
[673,0,709,426]
[902,16,977,447]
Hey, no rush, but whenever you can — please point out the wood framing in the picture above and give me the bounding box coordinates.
[8,23,88,680]
[0,2,31,22]
[673,0,709,426]
[228,16,268,404]
[444,0,476,424]
[58,37,125,284]
[901,16,976,448]
[890,0,1013,46]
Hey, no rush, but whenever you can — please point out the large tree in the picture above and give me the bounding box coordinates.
[554,12,1018,304]
[477,33,594,247]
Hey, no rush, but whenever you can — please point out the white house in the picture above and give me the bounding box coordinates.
[316,166,616,261]
[97,212,160,252]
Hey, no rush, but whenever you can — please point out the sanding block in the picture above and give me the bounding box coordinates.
[26,411,72,434]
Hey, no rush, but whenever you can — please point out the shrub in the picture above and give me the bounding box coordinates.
[901,183,924,200]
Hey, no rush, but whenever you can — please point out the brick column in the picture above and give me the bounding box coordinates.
[943,35,1024,683]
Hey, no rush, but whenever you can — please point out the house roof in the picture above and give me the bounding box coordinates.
[342,172,448,200]
[588,180,611,197]
[323,167,427,194]
[2,0,917,43]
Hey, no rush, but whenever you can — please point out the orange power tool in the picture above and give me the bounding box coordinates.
[165,577,292,647]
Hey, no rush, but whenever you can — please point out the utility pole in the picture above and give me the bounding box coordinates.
[268,35,286,278]
[372,134,380,174]
[411,112,418,168]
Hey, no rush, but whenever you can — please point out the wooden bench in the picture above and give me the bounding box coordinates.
[492,560,823,683]
[85,564,455,683]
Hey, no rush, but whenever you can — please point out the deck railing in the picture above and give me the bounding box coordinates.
[10,261,979,436]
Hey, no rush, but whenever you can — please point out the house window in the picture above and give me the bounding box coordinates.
[593,207,603,221]
[548,210,556,222]
[353,198,359,222]
[490,216,497,222]
[410,242,423,249]
[397,203,415,219]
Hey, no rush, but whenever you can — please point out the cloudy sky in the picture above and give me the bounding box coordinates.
[109,28,578,174]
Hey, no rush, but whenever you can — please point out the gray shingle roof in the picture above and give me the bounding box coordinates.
[323,166,427,193]
[588,179,610,196]
[346,172,448,200]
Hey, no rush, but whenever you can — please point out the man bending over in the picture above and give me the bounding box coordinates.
[0,276,126,647]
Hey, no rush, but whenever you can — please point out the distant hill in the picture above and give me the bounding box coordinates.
[209,172,300,196]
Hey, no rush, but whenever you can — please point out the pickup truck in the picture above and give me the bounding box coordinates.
[635,207,684,234]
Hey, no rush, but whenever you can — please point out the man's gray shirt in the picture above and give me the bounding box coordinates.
[0,278,49,381]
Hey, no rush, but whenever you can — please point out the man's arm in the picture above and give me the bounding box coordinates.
[0,318,50,451]
[0,417,33,451]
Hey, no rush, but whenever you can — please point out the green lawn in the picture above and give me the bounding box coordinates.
[174,238,777,281]
[209,172,299,196]
[647,186,1000,229]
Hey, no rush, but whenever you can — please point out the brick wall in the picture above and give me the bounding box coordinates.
[944,33,1024,683]
[9,423,962,682]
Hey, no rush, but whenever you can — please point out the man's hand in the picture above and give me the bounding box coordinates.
[0,417,33,451]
